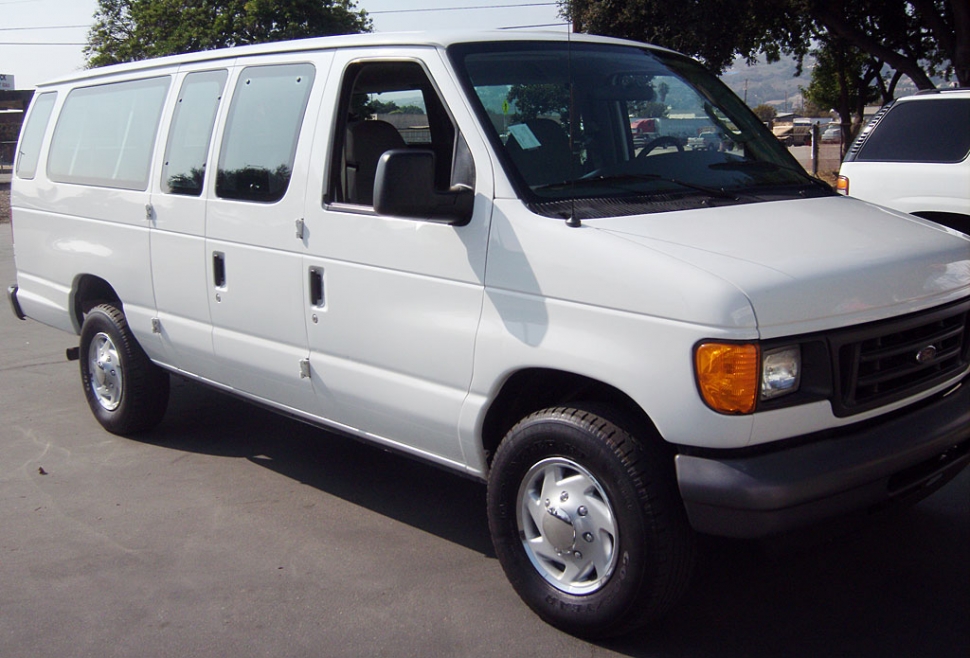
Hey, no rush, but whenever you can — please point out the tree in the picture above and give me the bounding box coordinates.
[801,39,886,154]
[751,104,777,123]
[507,83,571,123]
[561,1,970,88]
[809,0,968,89]
[562,0,811,74]
[86,0,371,67]
[630,100,669,118]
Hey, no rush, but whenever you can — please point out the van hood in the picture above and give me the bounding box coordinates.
[593,196,970,337]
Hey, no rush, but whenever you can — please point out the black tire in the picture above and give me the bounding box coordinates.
[487,406,695,638]
[79,303,169,435]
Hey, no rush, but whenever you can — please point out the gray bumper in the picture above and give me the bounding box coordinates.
[7,285,25,321]
[676,380,970,538]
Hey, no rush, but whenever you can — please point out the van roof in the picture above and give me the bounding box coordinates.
[40,30,670,88]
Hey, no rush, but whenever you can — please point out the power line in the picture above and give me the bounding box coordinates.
[0,2,566,47]
[369,2,559,15]
[499,22,570,30]
[0,25,89,32]
[0,42,86,46]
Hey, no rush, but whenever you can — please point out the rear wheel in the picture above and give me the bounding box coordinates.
[79,303,169,435]
[487,406,695,638]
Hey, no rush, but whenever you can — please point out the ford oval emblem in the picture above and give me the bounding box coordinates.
[915,345,938,364]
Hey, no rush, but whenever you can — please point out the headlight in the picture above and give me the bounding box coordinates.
[695,342,802,414]
[761,346,801,400]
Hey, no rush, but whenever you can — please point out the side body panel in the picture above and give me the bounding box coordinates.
[149,65,231,379]
[12,72,174,350]
[202,53,334,411]
[839,158,970,219]
[301,47,492,466]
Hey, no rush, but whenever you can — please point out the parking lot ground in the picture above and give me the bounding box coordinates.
[1,195,968,657]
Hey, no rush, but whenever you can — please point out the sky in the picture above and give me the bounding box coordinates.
[0,0,569,89]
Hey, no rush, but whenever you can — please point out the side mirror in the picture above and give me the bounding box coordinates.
[373,149,474,225]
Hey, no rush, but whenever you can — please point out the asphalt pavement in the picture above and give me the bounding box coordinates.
[1,214,968,657]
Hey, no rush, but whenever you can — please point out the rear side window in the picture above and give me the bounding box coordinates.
[856,98,970,163]
[161,70,228,196]
[15,92,57,180]
[48,77,170,190]
[216,63,315,203]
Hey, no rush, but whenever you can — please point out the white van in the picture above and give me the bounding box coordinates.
[7,31,970,638]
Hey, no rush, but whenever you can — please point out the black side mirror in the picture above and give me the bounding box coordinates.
[373,149,474,225]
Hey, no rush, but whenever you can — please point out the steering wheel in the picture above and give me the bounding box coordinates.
[637,136,684,158]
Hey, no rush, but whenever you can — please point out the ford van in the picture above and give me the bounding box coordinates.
[7,31,970,637]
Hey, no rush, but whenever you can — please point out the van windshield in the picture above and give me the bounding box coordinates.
[449,41,832,219]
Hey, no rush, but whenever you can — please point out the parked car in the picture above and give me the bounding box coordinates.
[837,88,970,235]
[820,124,841,142]
[687,129,725,150]
[8,31,970,638]
[772,122,811,146]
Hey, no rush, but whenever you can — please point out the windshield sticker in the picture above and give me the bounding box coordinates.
[509,123,541,150]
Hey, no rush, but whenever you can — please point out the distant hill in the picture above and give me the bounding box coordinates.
[719,54,923,112]
[719,55,810,111]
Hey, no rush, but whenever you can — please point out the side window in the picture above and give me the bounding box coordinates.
[216,63,315,203]
[161,70,228,196]
[329,61,469,207]
[857,98,970,163]
[15,91,57,180]
[48,77,170,190]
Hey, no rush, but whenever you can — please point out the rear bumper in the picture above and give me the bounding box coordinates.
[676,380,970,538]
[7,284,25,321]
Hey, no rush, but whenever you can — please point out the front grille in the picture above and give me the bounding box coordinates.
[831,300,970,417]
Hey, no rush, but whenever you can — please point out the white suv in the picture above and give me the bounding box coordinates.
[837,88,970,235]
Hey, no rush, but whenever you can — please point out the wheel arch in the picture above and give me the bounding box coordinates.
[910,211,970,236]
[70,274,122,334]
[480,368,665,470]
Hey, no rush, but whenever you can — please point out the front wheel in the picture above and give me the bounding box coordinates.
[79,303,169,435]
[487,406,694,638]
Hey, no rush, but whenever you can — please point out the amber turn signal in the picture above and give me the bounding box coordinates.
[836,175,849,195]
[695,343,760,414]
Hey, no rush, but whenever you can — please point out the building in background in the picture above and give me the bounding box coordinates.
[1,76,34,171]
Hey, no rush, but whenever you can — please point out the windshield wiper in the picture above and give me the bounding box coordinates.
[708,160,833,191]
[535,173,741,200]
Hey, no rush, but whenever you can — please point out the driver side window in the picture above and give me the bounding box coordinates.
[328,61,468,207]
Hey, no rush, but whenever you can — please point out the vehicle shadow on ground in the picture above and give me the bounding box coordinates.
[143,376,494,556]
[603,505,969,657]
[146,377,969,657]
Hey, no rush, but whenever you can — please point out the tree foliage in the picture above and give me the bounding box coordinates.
[85,0,372,67]
[561,1,970,88]
[630,100,669,118]
[507,84,571,122]
[751,104,777,123]
[562,0,810,74]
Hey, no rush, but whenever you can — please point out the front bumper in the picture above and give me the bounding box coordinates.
[676,380,970,538]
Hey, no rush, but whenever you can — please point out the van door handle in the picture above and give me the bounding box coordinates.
[309,267,324,307]
[213,252,226,288]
